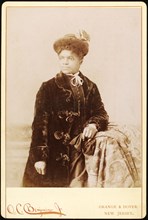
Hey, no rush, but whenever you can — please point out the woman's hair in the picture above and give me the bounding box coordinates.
[53,31,90,59]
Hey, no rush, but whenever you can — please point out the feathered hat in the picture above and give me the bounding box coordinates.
[53,30,90,58]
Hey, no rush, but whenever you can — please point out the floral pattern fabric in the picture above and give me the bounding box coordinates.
[84,123,141,187]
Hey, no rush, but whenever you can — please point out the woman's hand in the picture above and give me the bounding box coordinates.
[82,123,98,140]
[34,161,46,175]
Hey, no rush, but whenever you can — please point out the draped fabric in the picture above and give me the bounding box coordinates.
[70,123,141,187]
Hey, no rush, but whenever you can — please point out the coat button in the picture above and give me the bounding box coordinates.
[66,116,74,123]
[54,131,64,140]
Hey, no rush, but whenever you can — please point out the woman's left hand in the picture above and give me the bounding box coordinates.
[82,123,98,140]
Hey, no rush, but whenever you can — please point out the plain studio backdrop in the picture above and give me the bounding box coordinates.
[6,6,141,127]
[5,6,142,187]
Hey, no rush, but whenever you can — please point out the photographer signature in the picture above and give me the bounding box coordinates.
[7,202,66,217]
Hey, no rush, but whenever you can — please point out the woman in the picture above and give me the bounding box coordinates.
[23,30,109,187]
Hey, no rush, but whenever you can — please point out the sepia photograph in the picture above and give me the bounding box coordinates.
[1,1,146,218]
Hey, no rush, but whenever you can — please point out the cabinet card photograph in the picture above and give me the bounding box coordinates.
[1,1,146,219]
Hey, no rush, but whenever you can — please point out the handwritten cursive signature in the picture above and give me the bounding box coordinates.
[7,202,66,217]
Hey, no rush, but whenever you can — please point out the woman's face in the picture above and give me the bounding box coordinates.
[58,50,83,75]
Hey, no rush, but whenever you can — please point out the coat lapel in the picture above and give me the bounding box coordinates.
[55,72,73,102]
[54,71,93,103]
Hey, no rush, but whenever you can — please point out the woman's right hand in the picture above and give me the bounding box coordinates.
[34,161,46,175]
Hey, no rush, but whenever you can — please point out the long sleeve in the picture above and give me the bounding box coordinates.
[29,82,50,163]
[85,83,109,131]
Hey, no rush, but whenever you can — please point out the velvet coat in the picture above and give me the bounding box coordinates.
[23,72,109,187]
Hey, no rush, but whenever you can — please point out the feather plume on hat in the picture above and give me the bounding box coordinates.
[53,30,90,58]
[77,30,90,42]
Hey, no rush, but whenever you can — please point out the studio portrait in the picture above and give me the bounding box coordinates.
[5,5,142,188]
